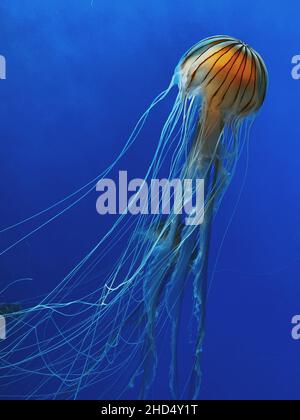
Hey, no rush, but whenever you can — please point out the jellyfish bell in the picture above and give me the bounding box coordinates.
[177,35,267,116]
[174,35,268,157]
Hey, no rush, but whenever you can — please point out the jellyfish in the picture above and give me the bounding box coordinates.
[0,35,267,400]
[136,35,268,399]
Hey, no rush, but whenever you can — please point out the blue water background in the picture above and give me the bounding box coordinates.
[0,0,300,400]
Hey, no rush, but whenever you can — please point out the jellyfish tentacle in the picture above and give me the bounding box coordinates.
[189,135,237,398]
[189,157,223,399]
[139,215,181,398]
[166,222,199,398]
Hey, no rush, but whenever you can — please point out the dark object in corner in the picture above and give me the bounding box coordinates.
[0,304,21,315]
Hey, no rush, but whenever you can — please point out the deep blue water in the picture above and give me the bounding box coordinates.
[1,0,300,400]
